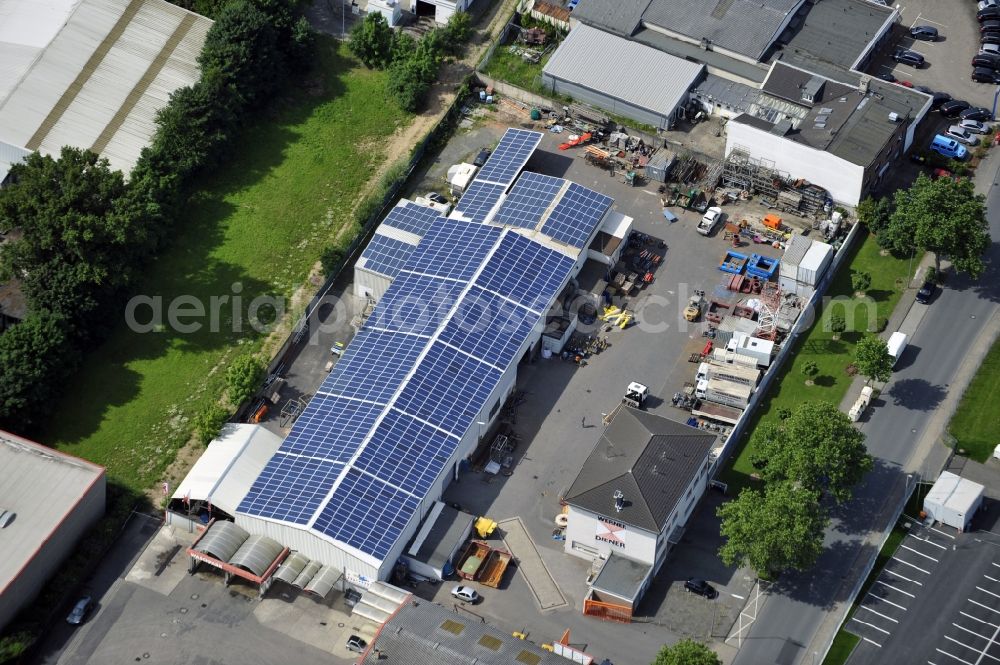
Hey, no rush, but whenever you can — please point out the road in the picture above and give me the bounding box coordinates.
[731,159,1000,665]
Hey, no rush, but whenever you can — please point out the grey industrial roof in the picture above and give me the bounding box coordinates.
[407,504,475,570]
[690,74,762,115]
[0,431,105,596]
[564,408,717,533]
[570,0,649,36]
[632,27,768,84]
[777,0,893,71]
[827,79,928,167]
[362,600,564,664]
[544,24,704,119]
[591,551,652,603]
[642,0,803,61]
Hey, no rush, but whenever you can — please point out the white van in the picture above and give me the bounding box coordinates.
[887,332,908,368]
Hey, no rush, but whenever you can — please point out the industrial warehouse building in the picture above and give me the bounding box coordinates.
[562,407,718,619]
[171,130,633,594]
[0,431,106,630]
[541,23,705,130]
[0,0,211,174]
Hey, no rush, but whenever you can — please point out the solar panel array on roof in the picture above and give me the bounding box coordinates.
[475,129,544,186]
[453,181,506,223]
[492,172,565,229]
[477,232,575,312]
[358,234,416,279]
[280,395,384,463]
[382,201,442,237]
[541,183,614,248]
[239,454,344,523]
[403,218,502,281]
[320,329,425,404]
[364,272,465,337]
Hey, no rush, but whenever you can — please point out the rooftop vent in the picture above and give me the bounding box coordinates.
[0,510,15,528]
[801,76,825,103]
[888,111,900,122]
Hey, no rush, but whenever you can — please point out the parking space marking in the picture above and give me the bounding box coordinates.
[936,647,975,665]
[893,555,932,575]
[977,622,1000,664]
[852,616,891,635]
[961,611,999,628]
[903,544,941,562]
[860,605,900,623]
[932,526,957,540]
[912,13,948,28]
[985,575,1000,584]
[916,536,949,551]
[863,636,883,648]
[944,635,982,655]
[978,587,1000,601]
[885,569,925,586]
[970,599,1000,616]
[953,623,992,643]
[877,579,917,598]
[872,594,909,611]
[991,562,1000,570]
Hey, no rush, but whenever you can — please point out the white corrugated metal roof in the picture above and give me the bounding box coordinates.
[799,241,833,272]
[0,0,210,173]
[0,430,105,594]
[543,23,704,118]
[0,0,82,104]
[925,471,984,516]
[781,234,811,268]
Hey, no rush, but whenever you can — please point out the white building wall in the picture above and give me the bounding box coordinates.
[353,267,392,301]
[726,121,866,205]
[564,507,659,565]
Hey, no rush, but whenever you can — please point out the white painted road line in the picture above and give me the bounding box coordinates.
[962,611,999,628]
[860,605,899,623]
[953,623,993,643]
[872,594,909,611]
[886,569,925,586]
[932,526,957,539]
[970,599,1000,616]
[986,575,1000,584]
[917,536,948,551]
[863,636,883,648]
[851,616,891,635]
[978,587,1000,601]
[976,619,1000,665]
[877,579,917,598]
[894,555,932,575]
[903,544,940,562]
[937,647,975,665]
[946,635,982,654]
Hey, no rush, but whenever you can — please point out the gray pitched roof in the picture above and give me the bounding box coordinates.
[563,408,717,533]
[571,0,651,37]
[362,600,564,664]
[777,0,893,71]
[642,0,802,61]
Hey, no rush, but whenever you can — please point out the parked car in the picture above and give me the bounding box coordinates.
[940,100,971,117]
[929,91,952,108]
[916,281,935,304]
[451,585,480,603]
[962,106,994,121]
[929,134,968,160]
[684,578,719,599]
[910,25,939,40]
[972,53,1000,70]
[346,635,368,653]
[982,0,998,10]
[983,32,1000,45]
[973,66,1000,83]
[897,79,914,88]
[946,125,980,146]
[980,6,1000,20]
[960,118,991,133]
[981,19,1000,34]
[697,206,723,236]
[877,72,896,83]
[473,148,491,167]
[66,596,93,625]
[892,48,924,67]
[982,43,1000,55]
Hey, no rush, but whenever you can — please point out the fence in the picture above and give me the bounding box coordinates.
[582,598,633,624]
[710,221,864,475]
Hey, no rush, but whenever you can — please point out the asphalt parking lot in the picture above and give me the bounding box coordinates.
[847,506,1000,665]
[870,0,995,111]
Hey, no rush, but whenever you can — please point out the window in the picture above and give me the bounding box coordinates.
[489,398,502,419]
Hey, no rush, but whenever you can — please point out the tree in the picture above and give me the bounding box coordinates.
[829,312,846,339]
[226,353,266,405]
[856,196,892,237]
[199,0,283,106]
[851,270,871,294]
[718,482,828,577]
[193,402,229,445]
[801,360,819,382]
[653,640,721,665]
[0,313,76,428]
[442,10,472,50]
[748,402,872,502]
[855,334,894,383]
[350,13,394,69]
[886,173,991,277]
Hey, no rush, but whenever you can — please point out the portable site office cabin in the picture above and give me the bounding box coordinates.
[923,471,984,531]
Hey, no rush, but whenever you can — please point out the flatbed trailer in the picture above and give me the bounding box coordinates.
[691,400,743,425]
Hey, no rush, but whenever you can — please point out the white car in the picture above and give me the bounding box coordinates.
[980,43,1000,56]
[946,125,980,146]
[960,118,991,134]
[696,206,723,236]
[451,585,479,603]
[981,0,997,10]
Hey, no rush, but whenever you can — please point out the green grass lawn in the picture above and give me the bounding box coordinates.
[481,44,553,94]
[949,336,1000,462]
[722,232,912,492]
[41,37,410,492]
[823,631,860,665]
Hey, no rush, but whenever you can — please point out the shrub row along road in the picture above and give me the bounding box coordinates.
[731,159,1000,665]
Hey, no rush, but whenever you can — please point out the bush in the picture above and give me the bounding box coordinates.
[851,270,872,293]
[829,312,846,335]
[442,11,472,49]
[349,13,394,69]
[226,353,266,405]
[0,313,77,429]
[193,402,229,445]
[320,245,345,275]
[801,361,819,379]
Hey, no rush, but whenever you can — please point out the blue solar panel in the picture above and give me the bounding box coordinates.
[453,181,505,223]
[395,341,499,436]
[279,395,384,463]
[493,172,565,229]
[365,272,464,337]
[313,468,420,560]
[358,233,416,279]
[238,453,344,523]
[382,201,442,237]
[354,410,455,496]
[541,183,614,248]
[318,329,425,403]
[475,129,543,186]
[439,286,538,367]
[402,219,501,281]
[476,232,576,312]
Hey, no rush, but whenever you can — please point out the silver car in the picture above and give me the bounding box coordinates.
[960,118,992,134]
[66,596,93,625]
[450,585,479,603]
[946,126,980,146]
